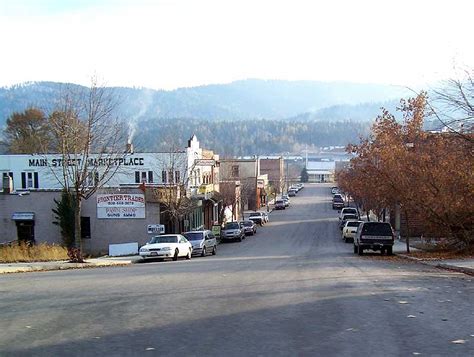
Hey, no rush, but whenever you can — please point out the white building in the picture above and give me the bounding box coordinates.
[0,135,220,254]
[306,160,335,182]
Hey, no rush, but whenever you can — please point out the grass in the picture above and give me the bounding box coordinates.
[0,243,68,263]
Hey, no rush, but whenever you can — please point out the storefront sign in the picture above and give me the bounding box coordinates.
[212,224,221,237]
[97,193,145,219]
[147,224,165,234]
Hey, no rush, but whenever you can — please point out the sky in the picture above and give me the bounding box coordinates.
[0,0,472,90]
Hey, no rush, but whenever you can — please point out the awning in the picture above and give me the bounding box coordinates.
[12,212,35,221]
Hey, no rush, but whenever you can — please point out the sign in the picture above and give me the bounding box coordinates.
[12,212,35,221]
[97,193,145,219]
[198,184,214,195]
[212,224,221,237]
[257,179,265,188]
[147,224,165,234]
[195,159,215,166]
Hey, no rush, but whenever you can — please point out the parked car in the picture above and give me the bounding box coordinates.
[342,220,363,243]
[139,234,192,261]
[353,222,395,255]
[331,186,339,194]
[296,183,304,191]
[262,211,269,223]
[275,199,286,210]
[339,213,359,230]
[183,230,217,256]
[240,220,257,235]
[248,212,266,226]
[339,207,359,220]
[281,194,290,207]
[221,222,245,242]
[332,197,345,210]
[288,189,297,197]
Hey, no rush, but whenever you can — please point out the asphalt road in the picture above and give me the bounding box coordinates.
[1,184,473,356]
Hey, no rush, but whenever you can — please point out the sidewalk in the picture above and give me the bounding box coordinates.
[0,255,141,274]
[393,239,474,275]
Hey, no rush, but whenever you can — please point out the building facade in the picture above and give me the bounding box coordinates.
[0,135,220,254]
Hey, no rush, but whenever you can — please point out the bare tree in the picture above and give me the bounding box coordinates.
[429,67,473,143]
[48,77,126,259]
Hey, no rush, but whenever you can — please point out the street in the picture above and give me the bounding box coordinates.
[1,184,473,356]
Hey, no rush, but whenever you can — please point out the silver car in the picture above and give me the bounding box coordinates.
[183,230,217,256]
[221,222,245,242]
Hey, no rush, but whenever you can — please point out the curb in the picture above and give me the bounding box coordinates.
[0,260,132,274]
[395,253,474,276]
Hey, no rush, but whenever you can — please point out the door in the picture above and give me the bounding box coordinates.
[16,221,35,244]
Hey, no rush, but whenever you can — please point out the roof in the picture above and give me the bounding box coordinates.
[306,161,336,170]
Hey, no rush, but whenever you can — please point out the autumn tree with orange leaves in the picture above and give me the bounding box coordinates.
[338,93,473,250]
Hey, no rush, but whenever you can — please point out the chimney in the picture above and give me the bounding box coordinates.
[126,142,134,154]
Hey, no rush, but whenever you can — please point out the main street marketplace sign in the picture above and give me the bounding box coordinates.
[97,194,145,219]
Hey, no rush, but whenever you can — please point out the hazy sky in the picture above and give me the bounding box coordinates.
[0,0,472,90]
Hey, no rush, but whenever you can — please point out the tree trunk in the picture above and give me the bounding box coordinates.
[74,196,82,252]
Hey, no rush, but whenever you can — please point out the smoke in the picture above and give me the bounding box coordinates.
[127,88,155,143]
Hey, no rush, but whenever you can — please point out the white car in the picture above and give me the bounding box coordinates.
[139,234,192,261]
[342,220,363,243]
[339,207,359,220]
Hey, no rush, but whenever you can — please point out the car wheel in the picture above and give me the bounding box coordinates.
[386,246,393,255]
[344,237,348,243]
[201,246,206,257]
[380,248,385,255]
[353,244,358,254]
[173,249,179,261]
[358,246,364,255]
[186,249,191,260]
[212,245,217,255]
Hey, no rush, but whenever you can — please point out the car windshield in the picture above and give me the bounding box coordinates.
[276,200,284,204]
[242,221,253,227]
[183,232,203,241]
[361,223,393,236]
[225,222,240,229]
[343,214,358,220]
[334,197,344,202]
[149,236,178,244]
[249,213,261,217]
[347,221,360,227]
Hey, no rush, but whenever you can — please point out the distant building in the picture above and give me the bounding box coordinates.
[306,160,335,182]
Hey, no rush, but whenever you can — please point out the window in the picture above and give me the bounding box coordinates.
[134,171,154,184]
[175,171,180,183]
[231,165,239,178]
[21,172,38,189]
[168,170,174,184]
[2,172,13,191]
[162,170,167,183]
[81,217,91,239]
[86,171,99,186]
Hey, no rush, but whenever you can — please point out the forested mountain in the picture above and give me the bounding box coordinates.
[0,79,410,155]
[131,118,371,157]
[0,80,408,124]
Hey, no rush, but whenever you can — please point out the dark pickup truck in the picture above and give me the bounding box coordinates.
[353,222,394,255]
